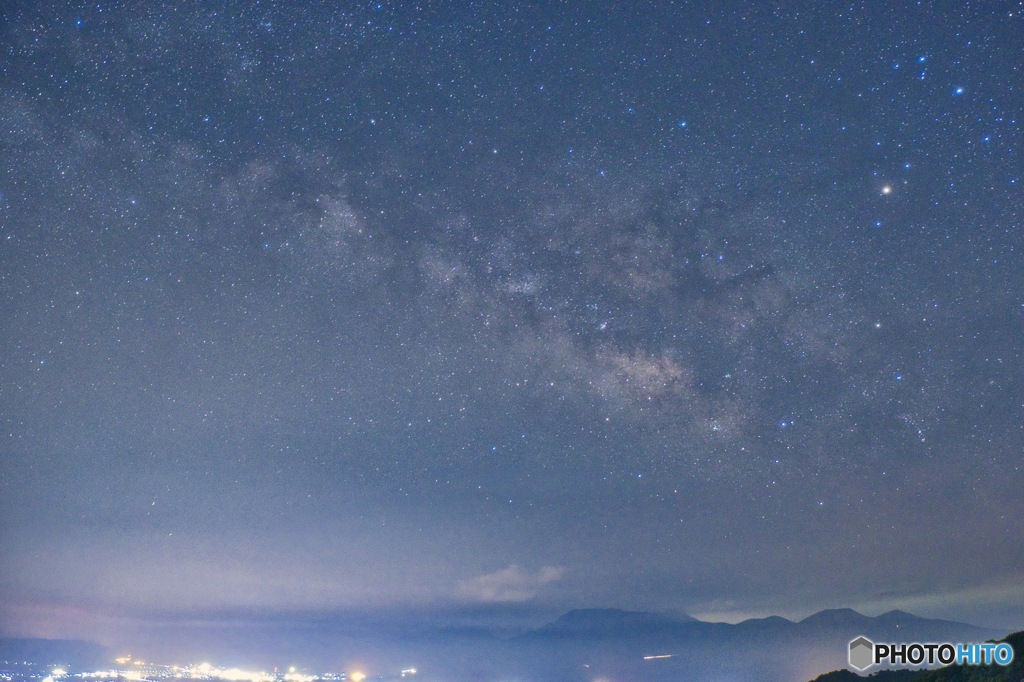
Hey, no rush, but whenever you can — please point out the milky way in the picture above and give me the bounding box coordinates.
[1,1,1022,652]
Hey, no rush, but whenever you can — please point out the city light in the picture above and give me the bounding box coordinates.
[6,654,417,682]
[283,672,315,682]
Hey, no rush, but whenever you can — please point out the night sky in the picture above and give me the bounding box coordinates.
[2,0,1023,656]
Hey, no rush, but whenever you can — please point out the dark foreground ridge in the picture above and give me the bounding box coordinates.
[810,630,1024,682]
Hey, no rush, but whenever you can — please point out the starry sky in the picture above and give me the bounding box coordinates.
[2,0,1023,655]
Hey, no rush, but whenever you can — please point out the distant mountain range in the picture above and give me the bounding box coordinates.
[526,606,999,643]
[507,607,1006,681]
[1,608,1012,682]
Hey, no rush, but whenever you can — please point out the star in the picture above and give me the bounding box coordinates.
[2,2,1022,670]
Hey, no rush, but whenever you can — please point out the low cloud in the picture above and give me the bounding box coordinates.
[457,565,567,603]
